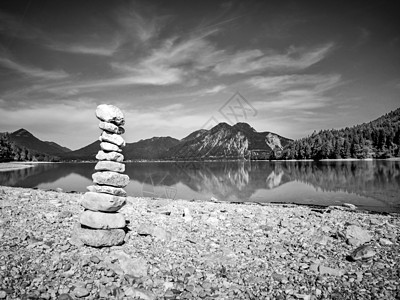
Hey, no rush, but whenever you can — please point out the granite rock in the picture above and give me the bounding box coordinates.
[99,121,125,134]
[80,210,125,229]
[100,142,122,153]
[81,192,126,212]
[99,131,125,147]
[96,104,125,126]
[350,244,376,261]
[137,224,171,241]
[92,171,130,188]
[345,225,372,246]
[110,250,148,278]
[73,222,125,247]
[96,150,124,162]
[95,161,125,173]
[86,185,127,197]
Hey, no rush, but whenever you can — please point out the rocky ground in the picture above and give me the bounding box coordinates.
[0,186,399,300]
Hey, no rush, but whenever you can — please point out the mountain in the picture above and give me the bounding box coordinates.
[44,141,71,153]
[165,122,292,160]
[281,107,400,160]
[124,137,180,160]
[59,140,100,161]
[180,129,208,142]
[58,122,291,161]
[0,129,71,162]
[9,129,71,155]
[60,137,180,161]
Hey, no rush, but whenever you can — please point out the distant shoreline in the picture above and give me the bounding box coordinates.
[0,162,36,172]
[1,157,399,171]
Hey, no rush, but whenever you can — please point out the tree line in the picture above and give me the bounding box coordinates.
[0,133,59,162]
[276,109,400,160]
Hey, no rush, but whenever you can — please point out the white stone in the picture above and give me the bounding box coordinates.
[96,104,125,126]
[345,225,372,246]
[100,142,122,152]
[92,171,130,188]
[80,210,126,229]
[99,121,125,134]
[81,192,126,212]
[95,161,125,173]
[110,250,148,278]
[99,131,125,147]
[96,150,124,162]
[87,185,127,197]
[73,222,125,247]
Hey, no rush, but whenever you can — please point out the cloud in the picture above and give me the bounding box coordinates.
[248,74,341,111]
[110,31,224,86]
[123,107,213,139]
[201,85,227,95]
[47,2,165,57]
[48,38,121,56]
[0,56,69,80]
[114,4,169,44]
[214,43,334,75]
[110,62,183,86]
[247,74,341,93]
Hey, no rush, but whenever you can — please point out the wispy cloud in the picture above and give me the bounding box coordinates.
[110,30,224,86]
[48,38,121,56]
[201,85,227,95]
[115,6,167,43]
[248,74,341,111]
[247,74,341,93]
[0,56,69,80]
[214,43,334,75]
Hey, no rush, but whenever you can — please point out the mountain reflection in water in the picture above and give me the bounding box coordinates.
[0,160,399,212]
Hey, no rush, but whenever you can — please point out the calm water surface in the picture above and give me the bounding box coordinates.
[1,161,399,212]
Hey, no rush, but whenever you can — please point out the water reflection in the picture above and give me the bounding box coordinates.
[282,161,400,206]
[0,163,95,191]
[0,160,399,212]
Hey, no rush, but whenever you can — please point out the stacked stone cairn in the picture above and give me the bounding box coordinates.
[74,104,130,247]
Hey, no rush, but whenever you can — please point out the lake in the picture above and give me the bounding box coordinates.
[1,160,399,213]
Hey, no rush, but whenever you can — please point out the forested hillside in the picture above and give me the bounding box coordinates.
[0,133,59,162]
[280,108,400,160]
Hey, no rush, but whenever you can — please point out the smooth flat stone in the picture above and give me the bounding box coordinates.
[87,185,127,197]
[99,131,125,147]
[96,104,125,126]
[73,222,125,247]
[96,151,124,162]
[95,161,125,173]
[81,192,126,212]
[92,171,130,187]
[100,142,122,152]
[350,244,376,261]
[80,210,126,229]
[99,121,125,134]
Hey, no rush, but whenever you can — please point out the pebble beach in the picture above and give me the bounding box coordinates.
[0,186,399,300]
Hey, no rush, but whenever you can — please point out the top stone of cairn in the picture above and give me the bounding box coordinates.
[96,104,125,126]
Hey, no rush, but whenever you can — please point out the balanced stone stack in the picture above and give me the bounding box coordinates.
[75,104,130,247]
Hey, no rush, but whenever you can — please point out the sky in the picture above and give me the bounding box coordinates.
[0,0,399,150]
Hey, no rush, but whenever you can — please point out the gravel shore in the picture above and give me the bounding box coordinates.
[0,186,399,299]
